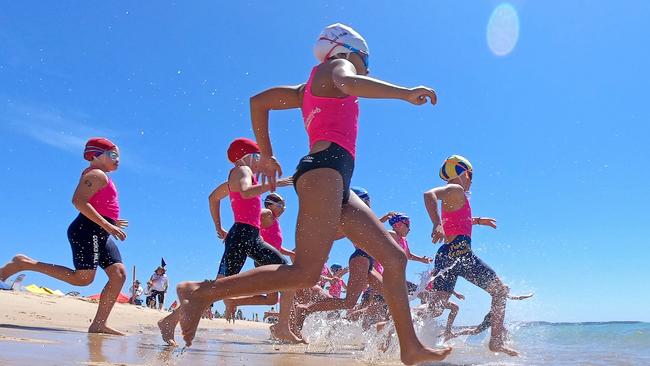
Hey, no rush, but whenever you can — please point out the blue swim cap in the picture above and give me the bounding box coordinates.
[351,186,370,204]
[389,213,410,227]
[330,263,343,272]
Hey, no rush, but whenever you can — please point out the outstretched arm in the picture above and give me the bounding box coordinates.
[209,181,229,239]
[250,85,303,190]
[389,231,431,264]
[472,216,498,229]
[331,59,437,105]
[405,246,432,264]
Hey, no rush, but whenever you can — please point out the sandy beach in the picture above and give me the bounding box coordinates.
[0,291,366,366]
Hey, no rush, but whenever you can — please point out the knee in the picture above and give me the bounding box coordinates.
[449,302,459,313]
[74,276,95,286]
[489,282,509,298]
[295,268,322,289]
[267,292,279,304]
[105,264,127,286]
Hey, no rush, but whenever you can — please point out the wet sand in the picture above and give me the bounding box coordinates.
[0,291,368,366]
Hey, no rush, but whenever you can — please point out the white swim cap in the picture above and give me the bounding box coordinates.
[313,23,369,63]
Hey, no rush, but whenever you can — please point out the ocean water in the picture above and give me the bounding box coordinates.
[0,319,648,365]
[300,315,650,366]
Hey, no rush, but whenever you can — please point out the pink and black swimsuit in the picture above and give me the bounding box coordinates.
[67,168,122,270]
[292,65,360,204]
[430,195,498,293]
[217,172,287,277]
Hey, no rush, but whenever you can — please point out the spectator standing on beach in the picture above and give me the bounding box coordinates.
[129,280,144,305]
[149,266,169,310]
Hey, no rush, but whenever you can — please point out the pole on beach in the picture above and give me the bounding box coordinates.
[131,265,136,304]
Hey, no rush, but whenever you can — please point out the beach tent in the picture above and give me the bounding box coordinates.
[24,284,50,294]
[88,292,131,304]
[24,284,66,296]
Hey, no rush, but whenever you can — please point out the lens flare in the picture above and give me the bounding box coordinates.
[487,3,520,56]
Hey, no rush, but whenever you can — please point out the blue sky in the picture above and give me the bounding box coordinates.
[1,1,648,324]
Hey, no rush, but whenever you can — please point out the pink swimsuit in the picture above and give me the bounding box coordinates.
[396,236,409,252]
[442,195,472,237]
[301,66,360,158]
[229,174,261,228]
[329,278,345,298]
[260,214,283,251]
[83,168,120,221]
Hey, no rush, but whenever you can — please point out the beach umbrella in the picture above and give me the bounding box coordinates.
[87,292,131,303]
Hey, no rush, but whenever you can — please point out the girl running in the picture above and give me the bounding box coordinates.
[224,193,296,324]
[423,154,517,356]
[385,213,432,265]
[177,23,451,364]
[0,137,128,335]
[158,138,297,345]
[259,193,296,261]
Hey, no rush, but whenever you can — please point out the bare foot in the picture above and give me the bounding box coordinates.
[442,331,458,342]
[224,298,237,322]
[400,345,452,365]
[375,321,388,332]
[489,341,519,356]
[0,254,34,281]
[293,304,309,331]
[179,298,208,347]
[158,315,178,346]
[88,323,125,336]
[270,323,307,344]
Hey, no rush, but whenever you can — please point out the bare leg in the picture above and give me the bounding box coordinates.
[486,280,518,356]
[0,254,96,285]
[225,292,279,307]
[88,263,127,335]
[338,194,451,364]
[158,280,202,346]
[294,255,370,330]
[178,169,343,347]
[270,289,306,343]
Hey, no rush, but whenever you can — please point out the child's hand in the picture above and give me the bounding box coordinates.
[453,292,465,300]
[277,177,293,187]
[259,155,283,191]
[431,224,446,244]
[217,227,228,240]
[116,219,129,228]
[421,256,433,264]
[106,224,127,241]
[403,86,437,106]
[479,217,497,229]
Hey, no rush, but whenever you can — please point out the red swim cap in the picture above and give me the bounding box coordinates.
[84,137,116,161]
[227,138,260,163]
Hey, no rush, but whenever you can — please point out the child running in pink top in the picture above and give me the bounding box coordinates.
[0,137,129,335]
[158,138,294,345]
[423,155,517,356]
[177,23,450,364]
[383,212,432,265]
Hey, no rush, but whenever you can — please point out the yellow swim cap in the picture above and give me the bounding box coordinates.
[439,155,473,181]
